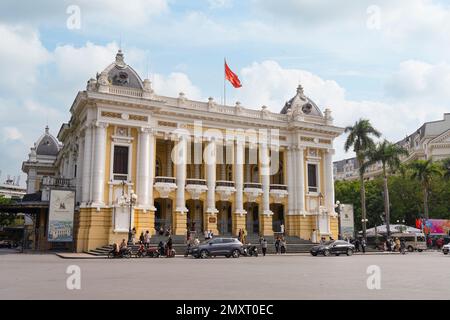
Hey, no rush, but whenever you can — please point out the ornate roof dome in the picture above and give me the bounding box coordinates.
[280,85,323,117]
[35,126,60,156]
[97,50,144,90]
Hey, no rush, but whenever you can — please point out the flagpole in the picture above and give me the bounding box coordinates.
[224,58,226,106]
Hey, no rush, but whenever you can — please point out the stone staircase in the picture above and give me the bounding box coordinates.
[85,234,315,256]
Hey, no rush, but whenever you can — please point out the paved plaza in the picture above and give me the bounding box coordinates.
[1,249,449,300]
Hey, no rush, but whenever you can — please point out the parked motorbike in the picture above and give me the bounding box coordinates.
[108,247,132,259]
[135,244,161,258]
[242,244,258,257]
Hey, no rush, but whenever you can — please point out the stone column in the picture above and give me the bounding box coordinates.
[91,122,108,207]
[260,142,272,215]
[81,123,93,205]
[175,135,188,214]
[286,146,295,215]
[205,139,218,214]
[324,149,335,214]
[137,128,156,211]
[76,137,84,205]
[234,138,246,214]
[296,146,306,214]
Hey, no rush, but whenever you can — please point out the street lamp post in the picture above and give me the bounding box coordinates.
[361,218,368,240]
[118,181,138,246]
[335,201,343,240]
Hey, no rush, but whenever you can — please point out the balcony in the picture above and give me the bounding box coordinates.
[270,184,288,203]
[243,182,262,203]
[41,176,75,188]
[215,180,236,201]
[185,179,208,200]
[154,176,177,199]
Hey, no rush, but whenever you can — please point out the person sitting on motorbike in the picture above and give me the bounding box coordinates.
[119,239,128,254]
[158,241,165,256]
[400,239,406,253]
[111,243,119,256]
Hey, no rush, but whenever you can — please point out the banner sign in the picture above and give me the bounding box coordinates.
[48,189,75,242]
[416,218,450,235]
[340,204,354,239]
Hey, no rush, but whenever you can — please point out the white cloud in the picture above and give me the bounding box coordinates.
[385,60,450,101]
[0,0,169,27]
[153,72,203,101]
[207,0,233,9]
[0,24,50,94]
[3,127,22,141]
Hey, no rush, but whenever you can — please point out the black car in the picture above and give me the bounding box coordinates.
[310,240,355,256]
[190,237,243,259]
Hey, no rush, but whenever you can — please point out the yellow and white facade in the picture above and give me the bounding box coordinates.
[28,51,344,252]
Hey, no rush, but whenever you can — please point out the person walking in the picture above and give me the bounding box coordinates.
[144,230,151,248]
[238,229,243,243]
[354,238,360,252]
[275,236,280,254]
[139,232,145,244]
[204,230,209,241]
[261,238,268,256]
[395,238,401,252]
[280,223,285,236]
[361,238,366,254]
[166,236,173,257]
[131,228,137,245]
[280,237,287,254]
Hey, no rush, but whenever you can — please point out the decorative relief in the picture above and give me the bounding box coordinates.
[101,111,122,119]
[301,136,314,142]
[129,114,148,122]
[319,139,331,144]
[158,121,178,128]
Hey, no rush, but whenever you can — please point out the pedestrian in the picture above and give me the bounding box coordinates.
[261,238,268,256]
[210,230,214,238]
[139,232,145,244]
[280,237,287,254]
[204,230,209,241]
[167,236,173,257]
[361,238,366,254]
[395,238,401,252]
[242,229,247,244]
[280,223,285,235]
[144,230,151,248]
[275,236,280,254]
[354,238,360,252]
[131,227,137,245]
[238,229,242,243]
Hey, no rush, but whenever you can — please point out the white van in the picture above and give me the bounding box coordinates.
[391,233,426,252]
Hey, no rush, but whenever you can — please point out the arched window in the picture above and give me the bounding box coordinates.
[155,158,162,177]
[251,165,259,183]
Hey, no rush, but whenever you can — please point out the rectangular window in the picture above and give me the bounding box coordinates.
[307,163,318,193]
[113,145,129,180]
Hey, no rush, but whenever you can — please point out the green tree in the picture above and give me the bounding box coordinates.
[344,119,381,239]
[408,160,443,219]
[365,140,408,236]
[441,158,450,180]
[0,196,14,227]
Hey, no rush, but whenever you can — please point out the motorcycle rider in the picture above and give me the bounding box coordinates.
[119,239,128,254]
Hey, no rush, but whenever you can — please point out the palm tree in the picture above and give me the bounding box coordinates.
[344,119,381,240]
[441,158,450,180]
[365,140,408,237]
[408,160,442,219]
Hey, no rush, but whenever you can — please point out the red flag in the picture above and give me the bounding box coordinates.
[225,60,242,88]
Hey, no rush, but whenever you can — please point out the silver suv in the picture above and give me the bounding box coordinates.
[191,237,243,259]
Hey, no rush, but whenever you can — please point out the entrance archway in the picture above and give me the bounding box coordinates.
[186,199,204,235]
[217,201,232,235]
[154,198,173,233]
[245,202,260,235]
[271,203,285,233]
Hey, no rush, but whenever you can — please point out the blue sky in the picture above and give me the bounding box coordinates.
[1,0,450,185]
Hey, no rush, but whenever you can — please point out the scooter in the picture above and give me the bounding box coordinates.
[108,247,132,259]
[243,244,258,257]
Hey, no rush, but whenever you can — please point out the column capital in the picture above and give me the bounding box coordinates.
[139,127,154,134]
[95,121,109,129]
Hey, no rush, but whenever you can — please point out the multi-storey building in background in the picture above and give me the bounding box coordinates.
[334,113,450,181]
